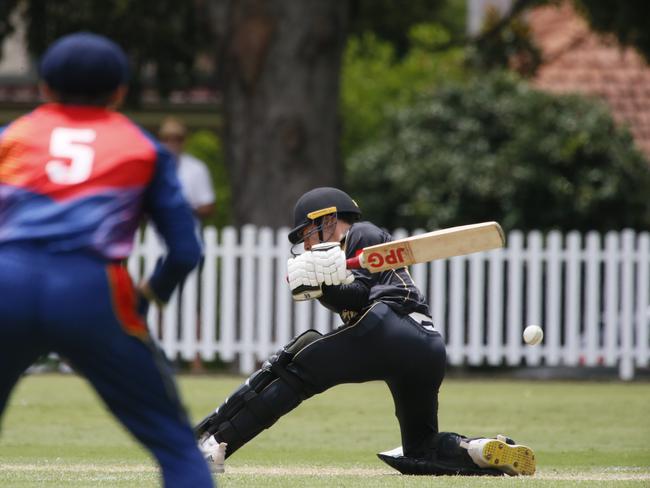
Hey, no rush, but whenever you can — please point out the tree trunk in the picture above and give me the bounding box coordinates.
[219,0,348,228]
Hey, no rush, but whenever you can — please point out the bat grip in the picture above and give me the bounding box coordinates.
[346,256,362,269]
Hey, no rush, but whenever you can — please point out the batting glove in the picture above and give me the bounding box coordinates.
[287,252,322,300]
[311,242,354,286]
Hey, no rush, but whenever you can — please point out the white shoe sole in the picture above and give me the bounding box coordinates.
[199,437,227,474]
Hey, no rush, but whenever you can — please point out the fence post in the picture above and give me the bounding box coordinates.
[564,231,581,366]
[180,266,199,360]
[240,225,257,374]
[506,231,523,366]
[604,232,620,367]
[274,228,292,351]
[619,230,635,380]
[467,252,485,366]
[583,231,601,366]
[525,231,543,366]
[219,227,237,363]
[430,258,446,340]
[545,231,562,366]
[636,233,650,370]
[448,255,466,365]
[200,227,218,360]
[257,227,275,361]
[487,247,504,365]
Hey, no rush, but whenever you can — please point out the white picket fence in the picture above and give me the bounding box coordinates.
[127,225,650,380]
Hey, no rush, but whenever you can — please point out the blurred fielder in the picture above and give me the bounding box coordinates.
[196,187,536,476]
[0,33,213,487]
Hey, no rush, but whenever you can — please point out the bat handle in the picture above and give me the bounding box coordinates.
[346,255,362,269]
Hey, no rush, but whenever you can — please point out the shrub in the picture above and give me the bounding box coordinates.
[346,71,650,232]
[341,23,466,158]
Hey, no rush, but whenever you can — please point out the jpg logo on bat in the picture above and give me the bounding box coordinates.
[366,247,409,269]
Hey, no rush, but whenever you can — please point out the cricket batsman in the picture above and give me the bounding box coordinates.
[196,187,536,476]
[0,33,213,487]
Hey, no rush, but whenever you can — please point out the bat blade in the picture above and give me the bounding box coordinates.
[347,221,505,273]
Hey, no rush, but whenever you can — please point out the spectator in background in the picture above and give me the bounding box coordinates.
[159,117,216,223]
[159,117,216,374]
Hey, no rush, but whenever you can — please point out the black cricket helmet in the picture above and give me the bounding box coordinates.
[288,187,361,244]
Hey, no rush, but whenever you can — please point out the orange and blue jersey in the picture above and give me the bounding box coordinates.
[0,104,212,487]
[0,29,214,487]
[0,103,201,301]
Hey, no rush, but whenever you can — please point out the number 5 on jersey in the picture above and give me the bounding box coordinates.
[46,127,97,185]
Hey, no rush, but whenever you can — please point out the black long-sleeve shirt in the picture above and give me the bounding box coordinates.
[319,221,430,324]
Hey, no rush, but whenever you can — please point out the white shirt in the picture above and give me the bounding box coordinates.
[176,153,216,210]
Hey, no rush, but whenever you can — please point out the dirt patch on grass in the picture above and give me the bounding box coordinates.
[231,465,650,480]
[0,463,157,473]
[3,463,650,481]
[534,469,650,482]
[231,465,395,476]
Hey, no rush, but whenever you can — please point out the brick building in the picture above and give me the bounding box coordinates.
[527,2,650,159]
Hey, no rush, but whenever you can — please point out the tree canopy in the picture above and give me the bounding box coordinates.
[341,23,466,159]
[0,0,211,105]
[575,0,650,61]
[3,0,650,229]
[348,0,466,57]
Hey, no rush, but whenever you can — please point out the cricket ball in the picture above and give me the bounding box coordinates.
[523,325,543,346]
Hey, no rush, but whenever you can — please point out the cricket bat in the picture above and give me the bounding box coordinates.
[346,221,505,273]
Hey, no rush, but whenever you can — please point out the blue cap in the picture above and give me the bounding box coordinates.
[39,32,129,96]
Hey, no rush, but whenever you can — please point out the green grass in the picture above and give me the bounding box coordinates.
[1,375,649,487]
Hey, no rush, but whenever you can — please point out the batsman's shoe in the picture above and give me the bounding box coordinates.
[465,436,536,476]
[198,435,227,473]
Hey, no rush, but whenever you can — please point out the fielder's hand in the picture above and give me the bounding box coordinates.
[311,242,354,286]
[287,252,322,300]
[136,281,156,318]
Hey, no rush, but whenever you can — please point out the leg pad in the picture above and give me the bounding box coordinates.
[194,330,322,457]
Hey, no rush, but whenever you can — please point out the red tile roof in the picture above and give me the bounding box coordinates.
[527,2,650,158]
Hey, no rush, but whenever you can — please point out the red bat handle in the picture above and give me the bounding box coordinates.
[346,255,362,269]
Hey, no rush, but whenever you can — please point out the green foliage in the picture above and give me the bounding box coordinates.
[184,130,231,229]
[346,71,650,232]
[349,0,466,57]
[341,24,466,159]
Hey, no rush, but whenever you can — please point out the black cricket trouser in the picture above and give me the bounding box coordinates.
[289,301,447,456]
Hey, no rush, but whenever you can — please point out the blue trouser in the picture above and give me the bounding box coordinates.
[0,245,213,488]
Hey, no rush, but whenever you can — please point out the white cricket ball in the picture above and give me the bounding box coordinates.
[523,325,544,346]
